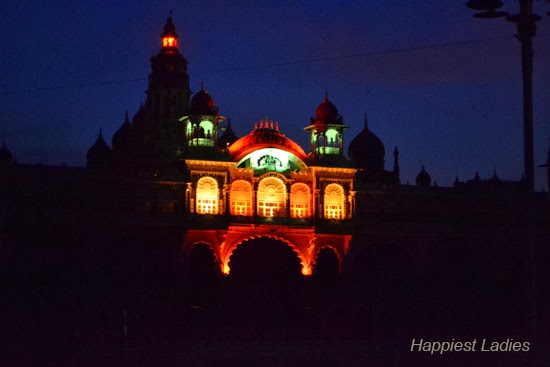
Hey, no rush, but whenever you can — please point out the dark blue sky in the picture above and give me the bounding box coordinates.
[2,1,550,190]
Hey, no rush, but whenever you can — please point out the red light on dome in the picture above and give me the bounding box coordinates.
[162,37,177,48]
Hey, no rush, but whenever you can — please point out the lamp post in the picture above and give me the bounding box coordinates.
[466,0,549,192]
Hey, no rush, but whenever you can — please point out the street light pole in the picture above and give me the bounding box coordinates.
[509,0,539,192]
[466,0,547,192]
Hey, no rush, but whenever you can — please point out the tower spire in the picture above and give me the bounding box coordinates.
[161,12,179,48]
[393,146,400,178]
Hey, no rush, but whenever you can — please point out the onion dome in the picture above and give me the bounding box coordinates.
[229,117,307,162]
[218,118,238,149]
[0,140,14,167]
[87,128,112,168]
[416,164,431,188]
[314,91,342,125]
[189,82,217,115]
[112,111,133,151]
[348,114,385,172]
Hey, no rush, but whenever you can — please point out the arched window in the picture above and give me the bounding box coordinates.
[257,177,286,217]
[324,183,344,219]
[196,177,219,214]
[290,183,311,218]
[230,180,252,216]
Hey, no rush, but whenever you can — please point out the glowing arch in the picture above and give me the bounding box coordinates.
[230,180,253,216]
[290,183,311,218]
[324,183,344,219]
[196,176,219,214]
[257,176,286,218]
[222,235,311,276]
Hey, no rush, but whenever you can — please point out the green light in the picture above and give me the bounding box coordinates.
[237,148,307,172]
[199,120,214,138]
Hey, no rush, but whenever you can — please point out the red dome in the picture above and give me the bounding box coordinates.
[313,93,343,125]
[315,98,338,123]
[189,85,216,115]
[229,121,307,162]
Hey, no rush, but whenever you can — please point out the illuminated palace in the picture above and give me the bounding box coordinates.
[183,112,359,276]
[3,14,550,366]
[2,15,549,295]
[83,14,404,278]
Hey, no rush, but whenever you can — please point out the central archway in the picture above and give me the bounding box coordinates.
[226,237,304,313]
[228,237,303,281]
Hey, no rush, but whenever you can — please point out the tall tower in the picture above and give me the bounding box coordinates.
[147,13,191,117]
[134,13,192,161]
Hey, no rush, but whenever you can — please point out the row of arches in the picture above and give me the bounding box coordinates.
[195,176,345,219]
[187,239,341,281]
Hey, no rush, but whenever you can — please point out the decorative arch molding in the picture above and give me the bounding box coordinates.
[221,234,311,276]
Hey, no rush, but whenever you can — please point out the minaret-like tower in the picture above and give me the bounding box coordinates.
[393,146,400,182]
[137,12,192,160]
[147,12,191,116]
[304,91,348,165]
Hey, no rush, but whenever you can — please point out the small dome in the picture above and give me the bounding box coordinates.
[189,83,217,115]
[348,116,385,172]
[0,141,14,166]
[313,92,343,125]
[416,165,431,188]
[315,97,339,124]
[87,129,112,168]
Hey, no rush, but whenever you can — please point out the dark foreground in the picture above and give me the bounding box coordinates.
[3,270,548,367]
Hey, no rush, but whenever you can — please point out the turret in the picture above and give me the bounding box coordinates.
[304,91,348,165]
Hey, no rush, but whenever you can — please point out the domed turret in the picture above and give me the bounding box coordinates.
[304,92,348,164]
[416,164,431,188]
[0,140,14,167]
[87,129,112,168]
[189,82,217,115]
[313,91,342,125]
[348,114,385,173]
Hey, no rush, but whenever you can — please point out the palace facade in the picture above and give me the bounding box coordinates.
[1,14,549,311]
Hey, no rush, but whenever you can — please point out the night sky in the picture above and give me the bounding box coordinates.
[2,1,550,190]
